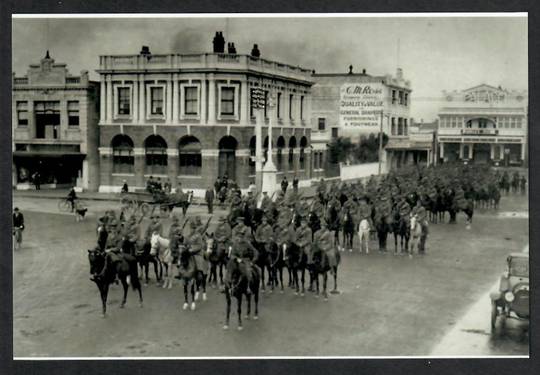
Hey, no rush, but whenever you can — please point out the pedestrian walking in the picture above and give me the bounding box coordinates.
[121,179,129,193]
[32,171,40,190]
[205,186,215,214]
[292,175,299,192]
[281,176,289,194]
[13,207,25,250]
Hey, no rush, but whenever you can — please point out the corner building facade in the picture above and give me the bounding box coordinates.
[97,51,313,193]
[12,53,100,191]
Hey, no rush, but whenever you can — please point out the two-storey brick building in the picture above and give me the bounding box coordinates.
[97,40,314,194]
[12,52,100,190]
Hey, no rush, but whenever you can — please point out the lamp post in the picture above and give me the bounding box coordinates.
[261,91,277,196]
[378,110,389,175]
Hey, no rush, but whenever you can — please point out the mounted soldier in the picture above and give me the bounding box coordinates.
[227,223,259,291]
[185,219,208,276]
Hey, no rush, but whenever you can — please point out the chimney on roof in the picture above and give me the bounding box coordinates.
[45,50,51,59]
[140,46,151,55]
[251,44,261,58]
[348,65,353,74]
[227,42,237,54]
[396,67,403,79]
[362,68,366,75]
[213,31,225,53]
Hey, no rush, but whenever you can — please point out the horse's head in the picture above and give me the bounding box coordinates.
[206,234,215,254]
[87,248,105,275]
[150,232,162,256]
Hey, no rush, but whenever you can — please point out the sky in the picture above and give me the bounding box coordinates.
[12,15,528,122]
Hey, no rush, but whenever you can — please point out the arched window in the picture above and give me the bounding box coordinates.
[218,136,238,180]
[111,135,134,174]
[299,136,308,170]
[276,136,285,171]
[249,136,256,176]
[288,136,297,167]
[178,136,201,175]
[145,135,168,175]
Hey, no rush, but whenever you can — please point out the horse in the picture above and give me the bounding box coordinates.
[310,245,341,300]
[252,240,274,293]
[340,209,356,252]
[326,205,341,250]
[87,248,143,317]
[176,244,206,310]
[284,242,309,296]
[374,214,391,252]
[150,233,174,289]
[205,234,229,288]
[392,210,410,254]
[223,259,261,331]
[461,199,474,229]
[134,239,162,285]
[269,241,286,293]
[408,216,423,257]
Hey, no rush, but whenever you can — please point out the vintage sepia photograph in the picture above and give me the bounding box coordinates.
[11,13,528,358]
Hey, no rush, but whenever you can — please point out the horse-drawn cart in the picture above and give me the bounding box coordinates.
[120,189,192,218]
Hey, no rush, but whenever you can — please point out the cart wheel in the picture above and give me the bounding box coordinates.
[490,302,498,331]
[140,203,151,216]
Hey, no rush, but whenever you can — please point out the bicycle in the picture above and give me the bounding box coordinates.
[58,197,86,212]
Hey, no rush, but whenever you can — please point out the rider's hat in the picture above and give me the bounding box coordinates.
[218,216,228,222]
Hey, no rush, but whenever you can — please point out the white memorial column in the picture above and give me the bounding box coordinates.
[469,143,474,159]
[490,143,495,160]
[459,144,464,159]
[106,74,113,121]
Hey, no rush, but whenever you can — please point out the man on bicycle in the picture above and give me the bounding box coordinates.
[67,186,78,212]
[13,207,25,250]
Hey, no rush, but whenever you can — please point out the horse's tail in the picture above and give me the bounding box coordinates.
[129,259,141,290]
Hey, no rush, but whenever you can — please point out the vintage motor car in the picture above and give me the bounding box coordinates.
[489,252,529,332]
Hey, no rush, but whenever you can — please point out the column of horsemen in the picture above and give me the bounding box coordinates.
[91,164,523,296]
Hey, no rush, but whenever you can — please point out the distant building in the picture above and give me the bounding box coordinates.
[311,67,413,174]
[437,84,528,166]
[386,119,438,168]
[12,52,100,190]
[96,37,314,194]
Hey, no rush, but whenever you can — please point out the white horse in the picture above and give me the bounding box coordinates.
[150,232,174,289]
[408,216,423,258]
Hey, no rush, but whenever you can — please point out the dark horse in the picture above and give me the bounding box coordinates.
[326,205,341,249]
[176,244,206,311]
[88,248,143,317]
[392,210,410,254]
[374,213,392,252]
[223,260,261,331]
[310,245,341,300]
[341,209,356,252]
[134,240,162,285]
[205,234,229,288]
[284,242,309,295]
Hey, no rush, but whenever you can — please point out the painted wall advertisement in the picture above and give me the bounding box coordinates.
[340,83,385,131]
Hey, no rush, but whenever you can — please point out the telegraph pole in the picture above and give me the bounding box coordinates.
[378,109,384,175]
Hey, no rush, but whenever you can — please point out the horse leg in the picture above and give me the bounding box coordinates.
[254,288,259,320]
[323,272,328,300]
[162,264,169,289]
[246,293,251,320]
[99,284,108,317]
[202,273,207,301]
[279,267,284,293]
[224,288,231,329]
[183,281,189,310]
[332,267,338,292]
[120,277,128,308]
[237,294,243,330]
[293,268,299,295]
[190,281,196,310]
[260,266,266,292]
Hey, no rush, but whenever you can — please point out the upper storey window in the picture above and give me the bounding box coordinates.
[117,87,131,116]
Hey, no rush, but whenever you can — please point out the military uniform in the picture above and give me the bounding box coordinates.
[313,226,337,269]
[122,217,140,255]
[260,193,272,212]
[232,219,249,239]
[214,218,232,254]
[295,223,313,264]
[185,223,208,275]
[254,220,274,252]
